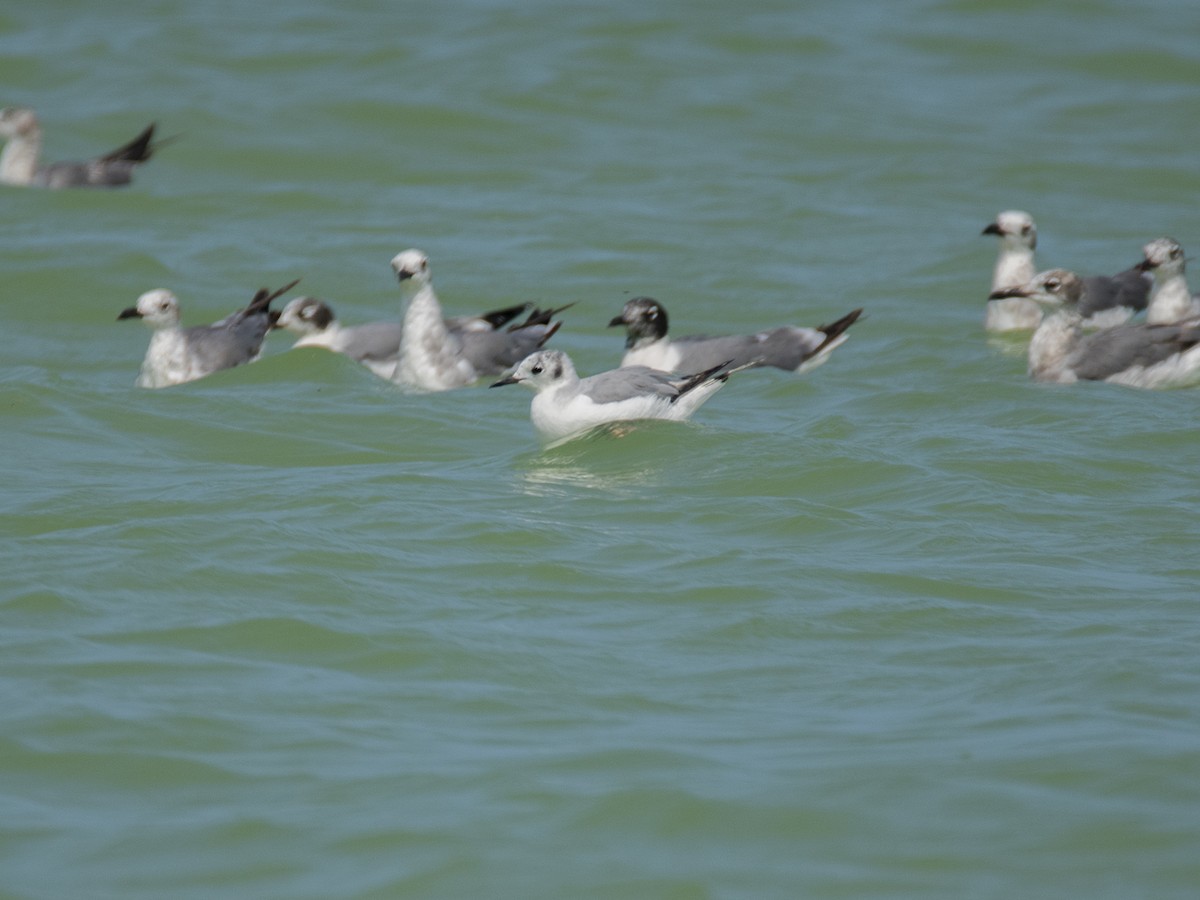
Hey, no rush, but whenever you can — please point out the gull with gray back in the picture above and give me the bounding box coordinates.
[491,348,734,444]
[981,210,1149,331]
[0,106,167,188]
[273,295,537,380]
[389,248,568,392]
[608,297,862,375]
[994,268,1200,388]
[119,280,298,388]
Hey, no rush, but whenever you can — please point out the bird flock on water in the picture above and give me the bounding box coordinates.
[5,106,1199,444]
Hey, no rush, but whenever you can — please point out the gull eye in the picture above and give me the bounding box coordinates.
[159,300,170,311]
[531,365,543,375]
[1045,278,1061,290]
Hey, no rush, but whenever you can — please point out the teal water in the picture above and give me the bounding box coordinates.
[3,1,1200,897]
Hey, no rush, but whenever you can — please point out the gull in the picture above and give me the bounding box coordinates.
[118,280,298,388]
[982,209,1041,331]
[490,349,734,444]
[272,296,532,380]
[993,268,1200,388]
[389,248,567,392]
[981,210,1149,331]
[1136,237,1200,325]
[0,106,167,188]
[608,297,862,374]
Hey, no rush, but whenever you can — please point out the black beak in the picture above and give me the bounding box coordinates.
[607,315,627,328]
[988,287,1028,300]
[489,374,520,388]
[1135,258,1155,272]
[981,223,1003,236]
[396,270,414,282]
[117,307,142,320]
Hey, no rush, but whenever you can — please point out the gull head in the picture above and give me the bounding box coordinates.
[490,349,575,392]
[608,296,669,344]
[982,210,1037,250]
[118,289,181,328]
[274,296,334,335]
[390,249,431,286]
[1137,237,1185,277]
[0,106,38,138]
[990,268,1083,309]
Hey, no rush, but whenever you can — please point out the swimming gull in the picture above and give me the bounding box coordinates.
[389,248,568,392]
[994,268,1200,388]
[119,280,298,388]
[981,210,1149,331]
[982,210,1041,331]
[273,295,537,380]
[490,348,735,444]
[0,106,167,188]
[1136,237,1200,325]
[608,297,862,374]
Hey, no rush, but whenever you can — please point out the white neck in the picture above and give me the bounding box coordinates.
[137,326,188,388]
[991,243,1035,293]
[1146,270,1198,324]
[396,280,471,390]
[1027,311,1080,383]
[0,127,41,185]
[292,321,342,350]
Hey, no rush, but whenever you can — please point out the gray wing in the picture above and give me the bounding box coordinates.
[1078,268,1151,317]
[339,321,403,363]
[34,123,159,188]
[672,327,828,371]
[579,366,682,403]
[182,311,273,374]
[444,302,530,332]
[459,324,558,375]
[1071,322,1200,381]
[35,160,135,188]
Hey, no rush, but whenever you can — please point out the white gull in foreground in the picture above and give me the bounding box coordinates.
[119,280,298,388]
[993,269,1200,388]
[490,349,734,444]
[609,297,862,374]
[390,249,567,392]
[1137,237,1200,325]
[0,106,167,188]
[981,210,1149,331]
[272,295,537,380]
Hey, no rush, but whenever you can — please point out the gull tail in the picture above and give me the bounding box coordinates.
[814,307,864,353]
[475,302,532,330]
[246,279,302,315]
[510,302,576,331]
[99,123,178,165]
[673,359,736,402]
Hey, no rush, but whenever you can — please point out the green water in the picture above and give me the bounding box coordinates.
[3,1,1199,897]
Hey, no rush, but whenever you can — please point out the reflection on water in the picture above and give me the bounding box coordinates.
[515,421,687,494]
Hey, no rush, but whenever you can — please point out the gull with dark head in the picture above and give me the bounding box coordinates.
[491,349,734,444]
[1136,237,1200,325]
[273,296,404,379]
[389,248,567,392]
[608,297,862,375]
[995,268,1200,388]
[273,294,538,380]
[0,106,168,188]
[118,280,298,388]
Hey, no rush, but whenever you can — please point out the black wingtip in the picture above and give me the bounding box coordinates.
[672,359,734,401]
[246,278,301,314]
[510,301,576,331]
[812,307,864,352]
